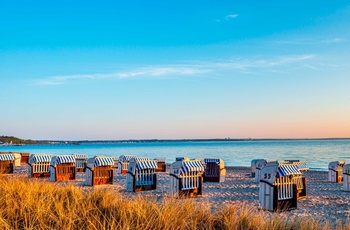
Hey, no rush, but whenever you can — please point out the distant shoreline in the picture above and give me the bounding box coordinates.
[49,137,350,144]
[2,137,350,146]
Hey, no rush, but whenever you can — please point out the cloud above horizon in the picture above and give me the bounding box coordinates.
[35,66,208,85]
[225,14,238,20]
[34,54,316,85]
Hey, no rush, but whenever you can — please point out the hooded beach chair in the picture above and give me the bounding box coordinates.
[28,154,52,178]
[49,155,76,182]
[203,158,226,182]
[72,154,88,172]
[117,155,136,174]
[328,161,345,183]
[85,156,114,186]
[0,153,15,174]
[169,159,205,198]
[251,159,265,178]
[126,158,158,192]
[155,158,166,172]
[20,152,30,164]
[259,162,303,211]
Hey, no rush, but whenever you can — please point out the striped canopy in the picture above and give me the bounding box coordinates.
[94,157,114,167]
[118,155,136,163]
[135,160,158,170]
[180,160,205,174]
[135,157,150,161]
[56,155,76,164]
[277,165,301,177]
[295,162,309,171]
[204,158,221,164]
[32,154,52,163]
[73,154,88,160]
[0,154,15,161]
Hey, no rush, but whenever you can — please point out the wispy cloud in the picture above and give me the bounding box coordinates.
[35,54,317,85]
[214,14,238,23]
[204,54,315,71]
[35,66,207,85]
[275,37,345,45]
[225,14,238,20]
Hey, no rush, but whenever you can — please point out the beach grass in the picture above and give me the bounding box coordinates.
[0,177,347,230]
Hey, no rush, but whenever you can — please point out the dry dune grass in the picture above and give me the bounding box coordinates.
[0,177,348,230]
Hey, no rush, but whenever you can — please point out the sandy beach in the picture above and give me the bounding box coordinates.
[11,165,350,225]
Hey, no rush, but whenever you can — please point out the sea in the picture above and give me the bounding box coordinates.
[1,139,349,170]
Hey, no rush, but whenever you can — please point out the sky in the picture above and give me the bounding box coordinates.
[1,1,350,140]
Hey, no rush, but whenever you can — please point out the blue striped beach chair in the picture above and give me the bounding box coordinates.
[117,155,136,174]
[203,158,226,182]
[0,153,15,174]
[259,162,302,211]
[126,158,158,192]
[49,155,76,182]
[169,159,205,198]
[28,154,52,178]
[72,154,88,172]
[85,156,114,186]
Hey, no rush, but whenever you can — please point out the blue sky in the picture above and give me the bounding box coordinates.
[1,1,350,140]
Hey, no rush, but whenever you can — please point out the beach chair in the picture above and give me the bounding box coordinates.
[12,153,22,166]
[328,161,345,183]
[112,156,119,169]
[291,161,309,172]
[126,158,158,192]
[259,162,303,211]
[72,154,88,172]
[49,155,76,182]
[155,158,166,172]
[203,158,226,182]
[169,159,205,198]
[85,156,114,186]
[343,164,350,191]
[251,159,265,178]
[20,152,30,164]
[252,159,268,182]
[28,154,52,178]
[0,153,15,174]
[117,155,136,174]
[277,160,307,199]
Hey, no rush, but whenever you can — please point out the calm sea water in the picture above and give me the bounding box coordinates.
[1,140,349,170]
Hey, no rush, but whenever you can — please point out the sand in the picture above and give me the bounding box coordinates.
[12,165,350,225]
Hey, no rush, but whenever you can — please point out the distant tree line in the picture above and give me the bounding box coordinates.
[0,136,41,144]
